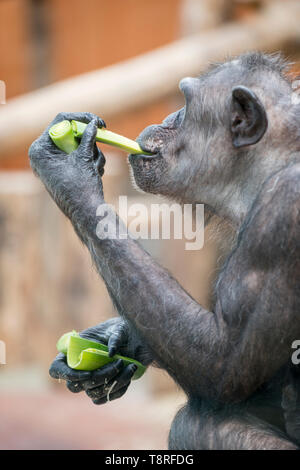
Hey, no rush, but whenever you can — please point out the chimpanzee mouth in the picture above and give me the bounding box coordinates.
[131,107,185,159]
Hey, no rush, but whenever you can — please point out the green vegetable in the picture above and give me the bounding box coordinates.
[57,331,146,380]
[56,330,79,355]
[48,121,79,154]
[49,119,152,156]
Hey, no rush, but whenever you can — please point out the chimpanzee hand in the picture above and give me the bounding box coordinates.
[29,112,106,231]
[49,317,153,405]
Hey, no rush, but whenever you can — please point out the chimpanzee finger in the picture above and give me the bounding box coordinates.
[85,363,137,401]
[33,113,102,150]
[91,384,130,405]
[66,361,128,396]
[47,112,106,131]
[94,149,106,176]
[66,380,85,393]
[63,112,106,129]
[78,359,124,390]
[110,363,137,391]
[31,112,106,164]
[49,354,92,381]
[77,119,99,158]
[107,322,127,357]
[106,382,131,402]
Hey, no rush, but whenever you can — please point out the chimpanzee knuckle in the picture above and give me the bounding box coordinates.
[83,373,105,388]
[91,363,118,383]
[85,112,95,119]
[78,112,105,128]
[125,364,137,380]
[112,322,126,340]
[110,385,129,401]
[113,359,125,375]
[51,112,77,127]
[85,112,99,122]
[66,380,84,393]
[52,363,74,381]
[28,140,41,162]
[106,362,121,378]
[67,369,92,382]
[92,396,107,405]
[108,333,119,350]
[81,326,109,344]
[49,362,61,379]
[69,112,97,124]
[135,345,153,366]
[85,386,102,399]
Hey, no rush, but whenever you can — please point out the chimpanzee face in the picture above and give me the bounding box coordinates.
[129,53,295,221]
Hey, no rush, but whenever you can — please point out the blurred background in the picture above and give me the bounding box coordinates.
[0,0,300,450]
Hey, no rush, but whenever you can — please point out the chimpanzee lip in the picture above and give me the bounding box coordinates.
[135,135,164,157]
[129,150,161,160]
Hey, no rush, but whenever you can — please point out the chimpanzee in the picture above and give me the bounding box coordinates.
[29,52,300,450]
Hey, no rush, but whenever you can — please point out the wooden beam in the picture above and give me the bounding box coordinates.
[0,0,299,159]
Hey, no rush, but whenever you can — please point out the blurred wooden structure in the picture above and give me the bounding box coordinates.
[0,0,181,169]
[1,0,300,163]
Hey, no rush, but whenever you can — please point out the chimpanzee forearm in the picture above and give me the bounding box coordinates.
[85,210,222,397]
[100,280,155,365]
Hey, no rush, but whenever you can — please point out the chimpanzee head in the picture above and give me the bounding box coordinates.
[129,52,300,226]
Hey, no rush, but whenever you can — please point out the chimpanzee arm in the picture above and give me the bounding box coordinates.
[29,114,300,403]
[84,165,300,402]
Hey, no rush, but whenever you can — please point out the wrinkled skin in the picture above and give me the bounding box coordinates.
[30,53,300,449]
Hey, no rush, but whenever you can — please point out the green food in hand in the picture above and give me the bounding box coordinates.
[56,330,79,355]
[48,121,79,154]
[56,331,146,380]
[49,120,152,156]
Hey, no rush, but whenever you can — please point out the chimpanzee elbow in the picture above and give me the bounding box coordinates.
[185,367,258,405]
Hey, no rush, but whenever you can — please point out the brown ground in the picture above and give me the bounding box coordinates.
[0,389,185,450]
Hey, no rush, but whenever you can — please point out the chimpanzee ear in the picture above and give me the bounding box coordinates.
[230,86,268,148]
